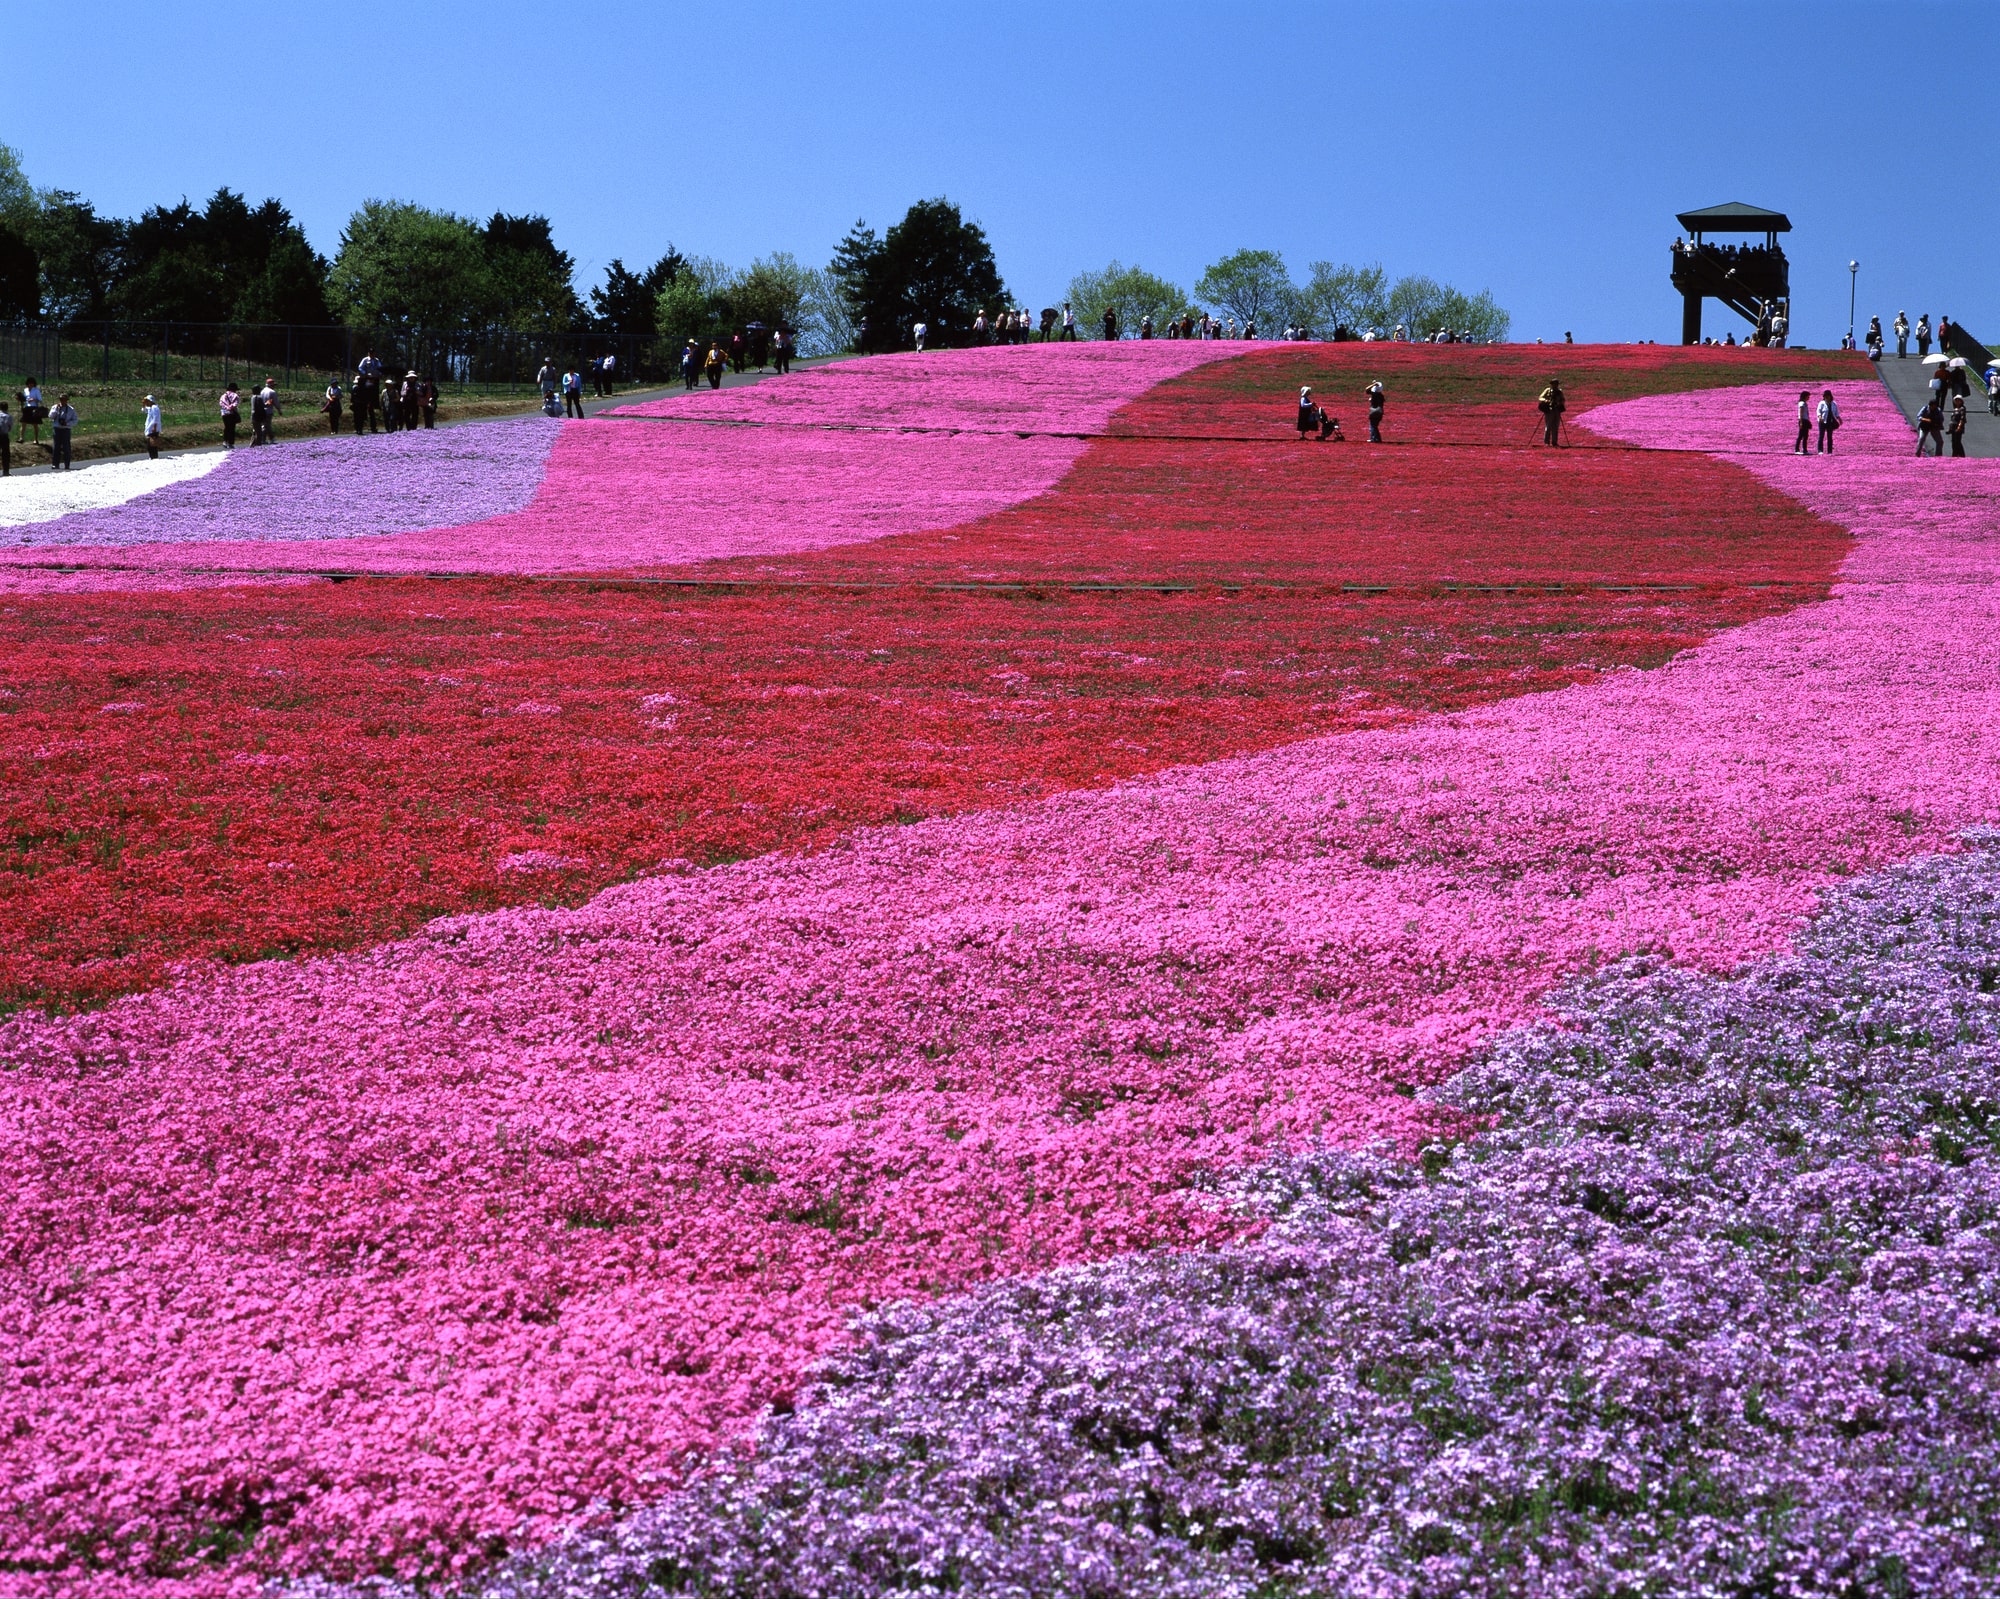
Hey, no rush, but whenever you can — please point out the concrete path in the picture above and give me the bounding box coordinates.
[1871,348,2000,458]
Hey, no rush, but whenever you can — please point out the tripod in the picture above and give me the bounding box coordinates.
[1531,412,1569,447]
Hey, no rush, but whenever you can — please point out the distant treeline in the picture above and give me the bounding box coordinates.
[0,146,1506,355]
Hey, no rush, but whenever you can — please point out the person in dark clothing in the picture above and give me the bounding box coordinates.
[1296,385,1319,438]
[322,380,344,433]
[730,333,746,374]
[682,341,699,391]
[1103,306,1118,342]
[1948,396,1968,457]
[1815,389,1839,454]
[1794,389,1812,455]
[1915,400,1943,456]
[1365,382,1385,443]
[49,393,76,469]
[220,385,241,449]
[421,376,439,429]
[380,378,402,431]
[1537,379,1566,445]
[354,352,383,434]
[0,401,12,475]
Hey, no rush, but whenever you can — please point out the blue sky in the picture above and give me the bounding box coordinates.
[8,2,1993,345]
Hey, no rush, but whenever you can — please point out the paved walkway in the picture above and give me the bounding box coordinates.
[1871,348,2000,458]
[0,358,843,479]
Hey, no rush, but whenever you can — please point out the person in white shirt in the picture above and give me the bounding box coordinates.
[1059,303,1076,341]
[913,320,927,352]
[601,351,617,392]
[1815,390,1840,454]
[142,395,163,459]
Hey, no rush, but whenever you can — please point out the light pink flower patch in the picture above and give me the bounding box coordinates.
[0,346,1241,591]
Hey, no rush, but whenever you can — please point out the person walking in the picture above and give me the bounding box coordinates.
[142,394,163,459]
[420,374,439,429]
[256,377,281,445]
[1915,399,1943,456]
[537,357,558,402]
[321,379,344,433]
[771,326,791,374]
[379,375,402,432]
[563,365,585,417]
[1366,381,1385,444]
[682,340,700,391]
[355,351,383,433]
[730,332,746,373]
[400,372,422,431]
[1926,364,1945,417]
[1894,311,1910,358]
[1296,385,1319,438]
[601,350,617,393]
[1815,388,1839,453]
[1987,364,2000,418]
[0,401,11,476]
[20,378,43,445]
[913,320,928,352]
[49,393,76,469]
[1102,305,1118,342]
[704,343,725,390]
[1793,389,1812,455]
[1537,378,1566,446]
[220,384,241,449]
[1915,314,1931,357]
[1948,395,1968,457]
[1060,302,1077,341]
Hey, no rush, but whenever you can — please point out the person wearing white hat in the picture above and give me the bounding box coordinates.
[1893,311,1910,358]
[142,394,163,459]
[1365,381,1386,443]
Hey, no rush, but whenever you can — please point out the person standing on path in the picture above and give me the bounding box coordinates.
[563,366,585,417]
[1916,315,1932,357]
[704,343,725,389]
[142,394,163,459]
[1894,312,1910,357]
[322,379,344,433]
[1915,399,1943,456]
[421,375,438,429]
[1794,389,1812,455]
[1948,396,1968,457]
[1060,303,1077,341]
[730,332,746,373]
[601,350,616,394]
[1987,364,2000,418]
[20,379,42,445]
[913,320,928,352]
[682,340,699,391]
[1102,305,1118,342]
[537,357,557,403]
[1815,389,1839,454]
[354,351,383,433]
[220,385,241,448]
[1538,378,1566,446]
[379,376,401,432]
[49,393,76,469]
[1366,381,1386,444]
[0,401,12,476]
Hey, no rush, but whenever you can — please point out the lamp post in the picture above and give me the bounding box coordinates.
[1848,260,1859,349]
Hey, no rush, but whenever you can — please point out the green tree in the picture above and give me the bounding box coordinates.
[833,199,1005,351]
[1065,262,1189,339]
[733,252,812,330]
[25,192,118,322]
[1194,248,1293,333]
[113,189,330,325]
[483,213,582,328]
[593,249,685,336]
[653,257,735,350]
[328,201,493,329]
[0,142,38,235]
[1294,261,1389,336]
[797,266,853,356]
[0,220,35,322]
[233,227,333,325]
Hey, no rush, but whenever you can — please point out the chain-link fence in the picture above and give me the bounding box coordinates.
[0,321,665,394]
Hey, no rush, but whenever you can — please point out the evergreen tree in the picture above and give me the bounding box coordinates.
[832,201,1004,352]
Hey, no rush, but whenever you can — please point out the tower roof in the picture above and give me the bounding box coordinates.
[1676,202,1792,233]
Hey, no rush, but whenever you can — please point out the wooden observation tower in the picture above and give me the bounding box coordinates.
[1670,202,1790,344]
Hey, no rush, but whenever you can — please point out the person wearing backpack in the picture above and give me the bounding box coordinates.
[1815,389,1840,454]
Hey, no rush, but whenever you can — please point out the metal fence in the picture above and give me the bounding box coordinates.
[0,321,663,393]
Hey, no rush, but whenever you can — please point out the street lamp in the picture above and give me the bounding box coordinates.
[1848,260,1859,349]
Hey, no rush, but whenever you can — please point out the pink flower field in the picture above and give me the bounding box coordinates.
[5,348,1998,1593]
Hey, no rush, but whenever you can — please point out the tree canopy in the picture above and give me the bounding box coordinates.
[833,199,1006,351]
[482,213,582,329]
[593,250,685,336]
[1194,249,1293,332]
[1065,262,1190,338]
[114,189,331,324]
[327,201,494,329]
